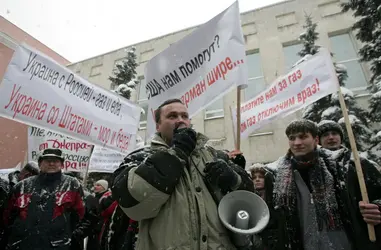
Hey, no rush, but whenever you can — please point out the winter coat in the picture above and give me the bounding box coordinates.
[253,167,275,250]
[3,172,86,250]
[112,133,254,250]
[107,205,138,250]
[98,191,118,249]
[262,148,381,250]
[82,191,101,250]
[0,178,9,250]
[329,146,381,249]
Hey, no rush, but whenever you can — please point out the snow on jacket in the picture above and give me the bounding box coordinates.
[107,205,138,250]
[112,132,254,250]
[98,190,118,248]
[263,147,381,250]
[3,172,86,250]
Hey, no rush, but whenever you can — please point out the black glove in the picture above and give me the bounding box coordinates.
[172,127,197,161]
[204,159,239,192]
[232,154,246,169]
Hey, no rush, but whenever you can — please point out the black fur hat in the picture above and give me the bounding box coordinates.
[317,120,344,140]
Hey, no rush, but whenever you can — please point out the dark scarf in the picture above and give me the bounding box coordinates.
[274,149,343,231]
[39,171,62,184]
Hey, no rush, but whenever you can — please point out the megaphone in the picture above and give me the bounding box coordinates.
[218,190,270,247]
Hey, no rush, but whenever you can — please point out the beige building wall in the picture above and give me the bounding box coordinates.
[67,0,371,165]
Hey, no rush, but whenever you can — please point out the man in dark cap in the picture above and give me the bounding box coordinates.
[3,148,88,250]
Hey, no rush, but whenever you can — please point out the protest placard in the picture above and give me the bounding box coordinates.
[0,44,141,153]
[88,135,144,173]
[144,1,248,137]
[232,48,338,139]
[0,162,21,180]
[27,126,93,172]
[88,146,126,173]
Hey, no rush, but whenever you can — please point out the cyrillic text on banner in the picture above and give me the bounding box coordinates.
[144,1,248,138]
[0,44,141,153]
[27,126,93,172]
[232,49,338,139]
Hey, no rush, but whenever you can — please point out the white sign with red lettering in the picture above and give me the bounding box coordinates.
[232,49,338,139]
[144,1,248,138]
[0,44,141,153]
[27,126,93,172]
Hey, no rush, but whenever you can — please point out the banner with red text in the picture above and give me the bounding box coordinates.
[232,48,338,139]
[27,126,93,172]
[144,1,248,138]
[0,44,141,153]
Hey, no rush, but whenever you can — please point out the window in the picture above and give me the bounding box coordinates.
[205,97,224,119]
[245,53,266,101]
[283,43,303,71]
[329,33,368,90]
[137,77,148,129]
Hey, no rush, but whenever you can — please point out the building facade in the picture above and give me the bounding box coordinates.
[67,0,371,165]
[0,16,70,169]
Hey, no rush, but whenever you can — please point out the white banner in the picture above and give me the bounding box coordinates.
[232,49,338,139]
[27,126,93,172]
[144,1,248,138]
[0,44,141,153]
[0,162,21,180]
[88,146,126,173]
[88,134,145,173]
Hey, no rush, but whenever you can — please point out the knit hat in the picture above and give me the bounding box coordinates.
[95,179,108,190]
[23,161,39,175]
[317,120,344,141]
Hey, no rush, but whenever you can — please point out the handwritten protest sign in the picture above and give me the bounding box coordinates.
[88,135,144,173]
[232,49,338,139]
[144,1,248,138]
[88,146,126,173]
[0,44,141,153]
[27,126,93,172]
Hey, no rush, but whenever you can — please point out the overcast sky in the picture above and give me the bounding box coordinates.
[1,0,283,63]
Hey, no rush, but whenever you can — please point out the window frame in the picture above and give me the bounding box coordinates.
[329,32,369,91]
[244,52,265,101]
[204,97,225,120]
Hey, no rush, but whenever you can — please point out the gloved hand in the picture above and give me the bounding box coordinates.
[232,154,246,169]
[227,150,246,169]
[172,127,197,161]
[204,159,240,192]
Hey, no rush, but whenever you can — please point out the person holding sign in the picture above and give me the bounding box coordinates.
[318,120,381,248]
[262,120,381,250]
[112,98,254,250]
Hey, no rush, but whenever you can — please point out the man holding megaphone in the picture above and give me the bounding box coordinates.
[111,98,254,250]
